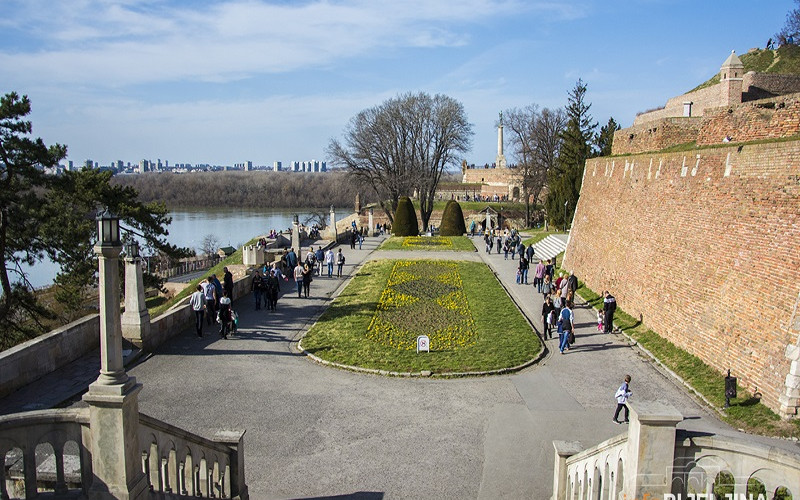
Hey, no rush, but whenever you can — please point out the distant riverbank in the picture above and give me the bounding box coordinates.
[112,170,362,209]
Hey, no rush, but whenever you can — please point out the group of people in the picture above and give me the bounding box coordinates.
[189,267,237,339]
[539,273,579,354]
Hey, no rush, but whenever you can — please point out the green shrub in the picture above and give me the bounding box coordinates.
[392,197,419,236]
[439,200,467,236]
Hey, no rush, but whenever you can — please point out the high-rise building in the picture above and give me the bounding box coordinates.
[273,161,282,171]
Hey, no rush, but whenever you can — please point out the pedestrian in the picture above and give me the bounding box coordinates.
[223,266,234,298]
[358,231,364,250]
[503,239,509,259]
[202,277,217,325]
[558,300,574,354]
[190,284,205,337]
[541,295,555,340]
[597,310,604,332]
[518,255,529,285]
[293,261,304,298]
[211,274,223,309]
[302,262,313,298]
[218,290,232,339]
[336,248,346,277]
[350,230,357,249]
[613,375,632,424]
[251,269,263,310]
[546,257,555,282]
[541,274,552,299]
[325,247,335,277]
[603,291,617,333]
[286,248,297,270]
[567,271,578,297]
[314,246,324,276]
[266,268,280,311]
[496,234,502,254]
[526,243,535,263]
[534,260,545,292]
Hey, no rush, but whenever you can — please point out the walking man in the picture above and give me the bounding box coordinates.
[558,301,574,354]
[223,266,234,298]
[251,269,263,310]
[190,284,205,337]
[336,249,346,277]
[325,247,335,278]
[294,261,304,298]
[202,277,217,325]
[613,375,632,424]
[603,291,617,333]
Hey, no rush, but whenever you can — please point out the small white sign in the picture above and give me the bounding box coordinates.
[416,335,430,353]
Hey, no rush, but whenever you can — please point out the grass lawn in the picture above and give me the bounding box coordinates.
[379,236,476,251]
[301,259,540,374]
[556,252,800,438]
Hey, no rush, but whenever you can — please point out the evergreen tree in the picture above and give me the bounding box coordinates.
[439,200,466,236]
[595,117,620,158]
[392,197,419,236]
[546,79,597,230]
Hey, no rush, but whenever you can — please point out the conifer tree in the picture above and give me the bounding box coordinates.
[595,117,620,158]
[546,79,597,230]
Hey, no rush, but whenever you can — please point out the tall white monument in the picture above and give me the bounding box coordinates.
[496,111,507,168]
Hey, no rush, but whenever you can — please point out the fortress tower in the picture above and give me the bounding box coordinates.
[720,50,744,106]
[495,111,507,168]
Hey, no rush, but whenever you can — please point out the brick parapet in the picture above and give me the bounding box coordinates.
[696,93,800,146]
[612,118,703,156]
[564,141,800,414]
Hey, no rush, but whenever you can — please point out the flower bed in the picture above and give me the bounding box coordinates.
[379,236,476,251]
[401,236,453,249]
[367,261,477,351]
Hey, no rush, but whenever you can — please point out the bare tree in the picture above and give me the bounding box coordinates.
[200,234,220,257]
[328,92,472,229]
[504,105,566,227]
[776,0,800,44]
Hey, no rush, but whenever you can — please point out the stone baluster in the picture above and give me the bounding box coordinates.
[179,461,188,496]
[54,445,68,495]
[23,447,36,499]
[194,464,201,497]
[552,441,584,500]
[0,464,8,500]
[142,452,152,490]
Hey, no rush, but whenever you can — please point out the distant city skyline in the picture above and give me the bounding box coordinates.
[0,0,793,166]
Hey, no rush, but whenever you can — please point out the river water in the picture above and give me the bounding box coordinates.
[23,207,349,289]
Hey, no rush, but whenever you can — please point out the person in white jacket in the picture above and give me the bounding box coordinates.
[613,375,632,424]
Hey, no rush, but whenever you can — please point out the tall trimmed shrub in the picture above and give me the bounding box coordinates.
[439,200,467,236]
[393,196,419,236]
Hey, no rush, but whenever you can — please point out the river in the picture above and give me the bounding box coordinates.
[23,207,350,289]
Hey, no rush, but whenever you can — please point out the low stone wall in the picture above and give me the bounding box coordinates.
[696,93,800,146]
[0,315,100,399]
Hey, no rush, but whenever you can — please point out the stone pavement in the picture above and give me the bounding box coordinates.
[5,233,799,499]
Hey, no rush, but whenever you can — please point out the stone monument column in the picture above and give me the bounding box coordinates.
[329,206,338,242]
[291,214,301,252]
[83,211,148,500]
[121,243,150,350]
[368,208,374,236]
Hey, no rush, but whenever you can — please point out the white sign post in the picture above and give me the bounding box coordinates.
[416,335,430,353]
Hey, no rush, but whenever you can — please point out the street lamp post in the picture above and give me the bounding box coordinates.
[83,208,148,499]
[564,201,569,232]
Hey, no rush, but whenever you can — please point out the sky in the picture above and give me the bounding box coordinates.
[0,0,795,168]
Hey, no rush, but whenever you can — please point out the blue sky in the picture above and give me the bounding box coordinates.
[0,0,793,167]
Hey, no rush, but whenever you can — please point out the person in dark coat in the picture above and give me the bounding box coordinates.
[541,295,556,339]
[266,269,281,311]
[603,291,617,333]
[223,267,234,298]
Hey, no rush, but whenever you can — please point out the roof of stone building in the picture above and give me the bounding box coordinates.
[721,50,744,68]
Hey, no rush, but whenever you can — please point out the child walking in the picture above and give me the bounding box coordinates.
[613,375,632,424]
[597,310,604,332]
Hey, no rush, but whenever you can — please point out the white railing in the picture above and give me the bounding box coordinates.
[0,409,246,499]
[556,433,628,500]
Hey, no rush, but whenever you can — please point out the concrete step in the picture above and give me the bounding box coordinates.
[532,235,567,260]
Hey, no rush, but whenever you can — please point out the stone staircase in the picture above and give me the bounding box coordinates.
[531,234,568,261]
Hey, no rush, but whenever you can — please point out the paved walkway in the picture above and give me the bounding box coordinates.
[4,234,798,499]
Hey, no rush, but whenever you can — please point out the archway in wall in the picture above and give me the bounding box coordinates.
[512,186,520,199]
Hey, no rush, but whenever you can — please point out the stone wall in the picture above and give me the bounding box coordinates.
[563,141,800,415]
[0,315,100,399]
[633,84,723,126]
[696,93,800,146]
[612,118,703,156]
[462,167,519,198]
[745,72,800,97]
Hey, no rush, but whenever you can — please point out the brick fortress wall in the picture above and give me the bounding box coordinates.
[562,141,800,414]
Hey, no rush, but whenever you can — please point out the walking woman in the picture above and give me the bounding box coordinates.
[558,301,575,354]
[302,262,313,298]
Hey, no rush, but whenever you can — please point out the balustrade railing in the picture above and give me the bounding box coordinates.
[1,410,246,499]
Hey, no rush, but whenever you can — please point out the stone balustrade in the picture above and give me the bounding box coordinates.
[552,402,800,499]
[0,409,247,499]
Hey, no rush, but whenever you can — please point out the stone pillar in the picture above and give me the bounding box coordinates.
[83,243,148,500]
[291,215,301,253]
[368,208,374,236]
[329,206,338,242]
[623,402,683,498]
[485,212,491,233]
[552,441,583,500]
[121,256,150,349]
[214,430,249,499]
